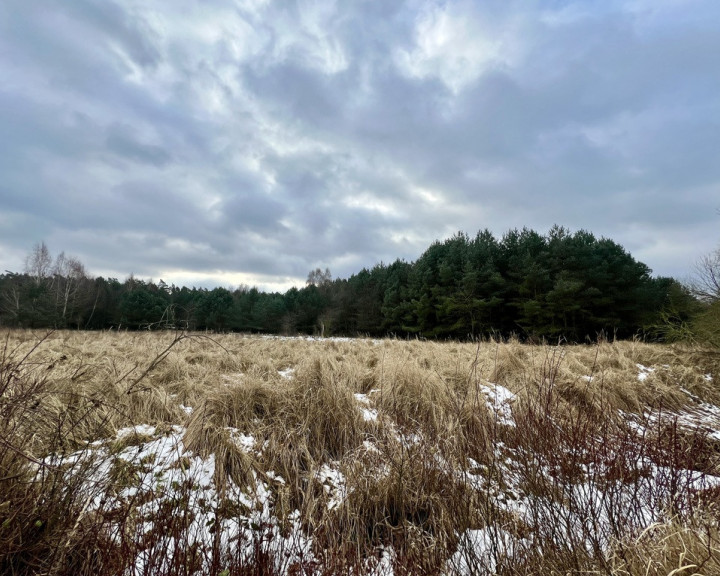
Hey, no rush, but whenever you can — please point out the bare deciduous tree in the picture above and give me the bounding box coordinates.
[306,267,332,287]
[24,241,52,285]
[53,252,89,322]
[690,247,720,303]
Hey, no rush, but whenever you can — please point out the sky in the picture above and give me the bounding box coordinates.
[1,0,719,292]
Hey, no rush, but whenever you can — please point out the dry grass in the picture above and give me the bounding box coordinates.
[1,329,719,575]
[609,514,720,576]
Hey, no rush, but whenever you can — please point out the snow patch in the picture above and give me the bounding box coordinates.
[316,462,347,510]
[355,393,378,421]
[266,470,285,485]
[227,428,257,452]
[636,364,655,382]
[116,424,157,438]
[479,382,516,427]
[363,440,381,453]
[448,527,518,575]
[50,425,313,574]
[369,545,396,576]
[278,367,295,379]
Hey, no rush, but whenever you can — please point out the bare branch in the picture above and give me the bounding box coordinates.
[689,247,720,302]
[24,241,52,285]
[306,267,332,287]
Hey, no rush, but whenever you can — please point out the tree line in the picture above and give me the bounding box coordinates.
[0,227,703,341]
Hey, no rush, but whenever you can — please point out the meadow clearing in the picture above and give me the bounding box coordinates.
[1,330,719,575]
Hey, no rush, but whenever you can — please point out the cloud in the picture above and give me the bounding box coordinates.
[105,123,172,166]
[1,0,719,288]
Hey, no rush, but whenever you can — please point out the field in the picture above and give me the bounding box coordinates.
[1,330,720,575]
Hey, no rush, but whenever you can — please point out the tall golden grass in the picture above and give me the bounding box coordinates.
[1,329,719,574]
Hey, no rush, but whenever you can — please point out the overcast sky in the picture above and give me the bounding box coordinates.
[1,0,719,292]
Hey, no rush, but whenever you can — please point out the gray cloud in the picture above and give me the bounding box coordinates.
[105,124,172,167]
[1,0,719,290]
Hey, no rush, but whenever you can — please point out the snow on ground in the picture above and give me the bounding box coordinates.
[673,400,720,441]
[628,386,720,442]
[636,363,655,381]
[227,428,258,452]
[355,392,379,421]
[453,367,720,573]
[47,425,314,575]
[278,367,295,379]
[315,462,347,511]
[478,382,516,427]
[39,360,720,576]
[370,546,396,576]
[447,528,518,575]
[116,424,157,438]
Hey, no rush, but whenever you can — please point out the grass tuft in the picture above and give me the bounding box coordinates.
[1,330,719,575]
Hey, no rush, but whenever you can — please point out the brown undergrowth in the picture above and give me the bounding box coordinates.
[0,329,718,575]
